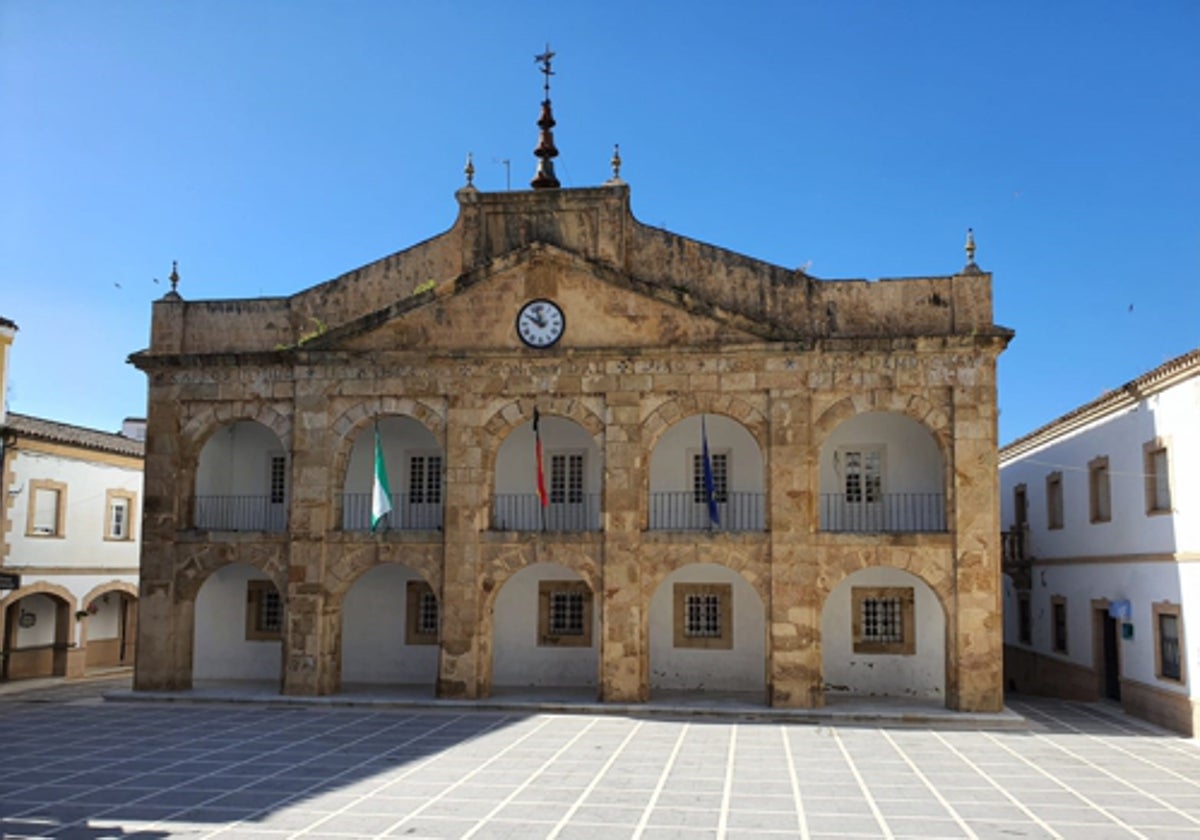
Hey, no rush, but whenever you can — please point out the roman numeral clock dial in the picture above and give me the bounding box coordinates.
[516,299,565,348]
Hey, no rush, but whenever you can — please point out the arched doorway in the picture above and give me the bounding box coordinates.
[193,563,283,685]
[2,590,72,679]
[340,564,439,691]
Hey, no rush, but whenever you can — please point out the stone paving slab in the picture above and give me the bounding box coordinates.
[0,681,1198,839]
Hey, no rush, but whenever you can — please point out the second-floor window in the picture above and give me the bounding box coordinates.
[409,454,443,504]
[1046,472,1064,530]
[1088,458,1111,523]
[842,448,882,504]
[269,455,287,505]
[1144,441,1171,514]
[692,451,729,504]
[549,452,584,504]
[28,480,66,538]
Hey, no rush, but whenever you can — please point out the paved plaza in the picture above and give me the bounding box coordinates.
[1,678,1199,839]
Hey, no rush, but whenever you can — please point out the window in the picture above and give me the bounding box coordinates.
[692,451,729,504]
[246,580,283,641]
[843,448,883,504]
[1088,457,1111,523]
[852,587,915,655]
[1051,596,1068,654]
[105,490,137,541]
[1046,472,1064,530]
[1013,484,1028,530]
[406,580,438,645]
[538,580,592,647]
[1153,602,1184,683]
[673,583,733,649]
[549,452,584,504]
[1017,592,1032,645]
[27,479,67,538]
[268,455,287,505]
[409,454,443,505]
[1144,439,1172,514]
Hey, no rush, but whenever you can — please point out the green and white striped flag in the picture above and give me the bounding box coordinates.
[371,424,392,531]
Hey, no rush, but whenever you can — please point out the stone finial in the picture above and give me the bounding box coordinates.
[606,143,624,184]
[531,45,561,190]
[163,260,183,300]
[464,152,475,188]
[965,228,977,266]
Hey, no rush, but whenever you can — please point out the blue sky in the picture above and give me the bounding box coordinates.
[2,1,1197,445]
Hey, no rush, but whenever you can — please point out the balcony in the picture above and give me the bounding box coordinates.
[193,496,287,532]
[342,493,443,532]
[648,491,765,532]
[819,493,946,533]
[492,494,601,532]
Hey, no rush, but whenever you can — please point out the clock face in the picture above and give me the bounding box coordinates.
[516,299,565,348]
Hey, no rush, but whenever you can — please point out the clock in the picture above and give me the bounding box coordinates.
[516,299,565,348]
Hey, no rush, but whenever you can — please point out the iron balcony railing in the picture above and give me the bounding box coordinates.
[342,493,444,531]
[193,495,287,532]
[492,493,601,532]
[647,491,765,531]
[819,493,946,533]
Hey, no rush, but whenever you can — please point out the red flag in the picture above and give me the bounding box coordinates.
[533,408,549,508]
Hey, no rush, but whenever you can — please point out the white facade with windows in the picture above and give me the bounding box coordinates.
[1000,347,1200,735]
[0,412,144,680]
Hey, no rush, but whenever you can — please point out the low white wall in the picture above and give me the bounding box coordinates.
[821,566,945,698]
[193,563,281,681]
[648,563,765,692]
[492,563,598,687]
[341,564,439,685]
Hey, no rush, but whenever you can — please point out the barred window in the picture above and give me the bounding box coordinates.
[269,455,287,505]
[673,583,733,649]
[406,581,438,645]
[1154,603,1183,683]
[852,587,914,655]
[246,580,283,641]
[417,591,439,636]
[538,581,592,647]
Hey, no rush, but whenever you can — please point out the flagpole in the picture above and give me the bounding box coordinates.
[534,407,548,532]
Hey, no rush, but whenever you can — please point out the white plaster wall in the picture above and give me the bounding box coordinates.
[648,563,765,692]
[494,417,602,496]
[818,412,943,495]
[821,566,945,699]
[1010,560,1194,699]
[192,563,281,681]
[492,563,598,687]
[341,564,439,685]
[86,594,122,640]
[195,421,285,497]
[343,416,441,494]
[647,415,763,493]
[999,377,1198,559]
[8,448,142,570]
[10,593,58,648]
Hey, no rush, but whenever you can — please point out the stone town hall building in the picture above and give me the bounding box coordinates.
[131,68,1011,711]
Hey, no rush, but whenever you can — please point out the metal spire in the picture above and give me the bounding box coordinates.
[531,44,561,189]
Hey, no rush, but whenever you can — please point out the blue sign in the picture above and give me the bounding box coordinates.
[1108,599,1132,620]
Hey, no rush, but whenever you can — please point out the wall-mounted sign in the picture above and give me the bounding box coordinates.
[0,572,19,590]
[18,611,36,629]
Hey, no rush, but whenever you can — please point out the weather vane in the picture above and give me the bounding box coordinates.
[535,44,555,99]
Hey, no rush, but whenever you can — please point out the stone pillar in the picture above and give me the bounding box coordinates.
[600,391,647,702]
[948,352,1004,712]
[767,389,822,707]
[437,400,485,698]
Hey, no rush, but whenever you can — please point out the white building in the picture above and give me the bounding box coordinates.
[1000,347,1199,735]
[0,318,144,681]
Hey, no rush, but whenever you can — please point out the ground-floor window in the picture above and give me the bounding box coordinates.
[245,580,283,641]
[673,583,732,649]
[852,587,915,655]
[538,580,592,647]
[1153,601,1183,683]
[1051,595,1068,654]
[405,580,439,645]
[1017,591,1032,645]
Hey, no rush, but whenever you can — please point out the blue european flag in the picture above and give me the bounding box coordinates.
[702,415,719,527]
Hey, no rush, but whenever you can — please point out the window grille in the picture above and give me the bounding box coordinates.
[684,593,723,638]
[1159,613,1181,681]
[269,456,287,505]
[259,588,282,634]
[548,590,585,636]
[692,452,729,503]
[409,455,443,504]
[417,590,439,636]
[861,597,904,643]
[843,449,882,503]
[550,453,584,504]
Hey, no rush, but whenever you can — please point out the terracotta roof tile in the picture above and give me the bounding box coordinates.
[4,412,144,458]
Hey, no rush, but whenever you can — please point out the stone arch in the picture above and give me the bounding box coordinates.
[478,549,602,620]
[481,397,605,464]
[79,581,139,613]
[330,397,446,490]
[325,547,444,612]
[816,553,953,629]
[641,393,769,454]
[0,581,77,616]
[812,392,950,458]
[640,549,770,609]
[181,402,292,455]
[174,548,288,605]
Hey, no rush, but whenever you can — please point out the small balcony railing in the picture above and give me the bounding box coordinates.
[819,493,946,533]
[492,494,601,532]
[194,495,287,532]
[648,491,765,531]
[1002,528,1028,564]
[342,493,443,531]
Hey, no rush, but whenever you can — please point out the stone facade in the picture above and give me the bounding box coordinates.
[131,183,1011,711]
